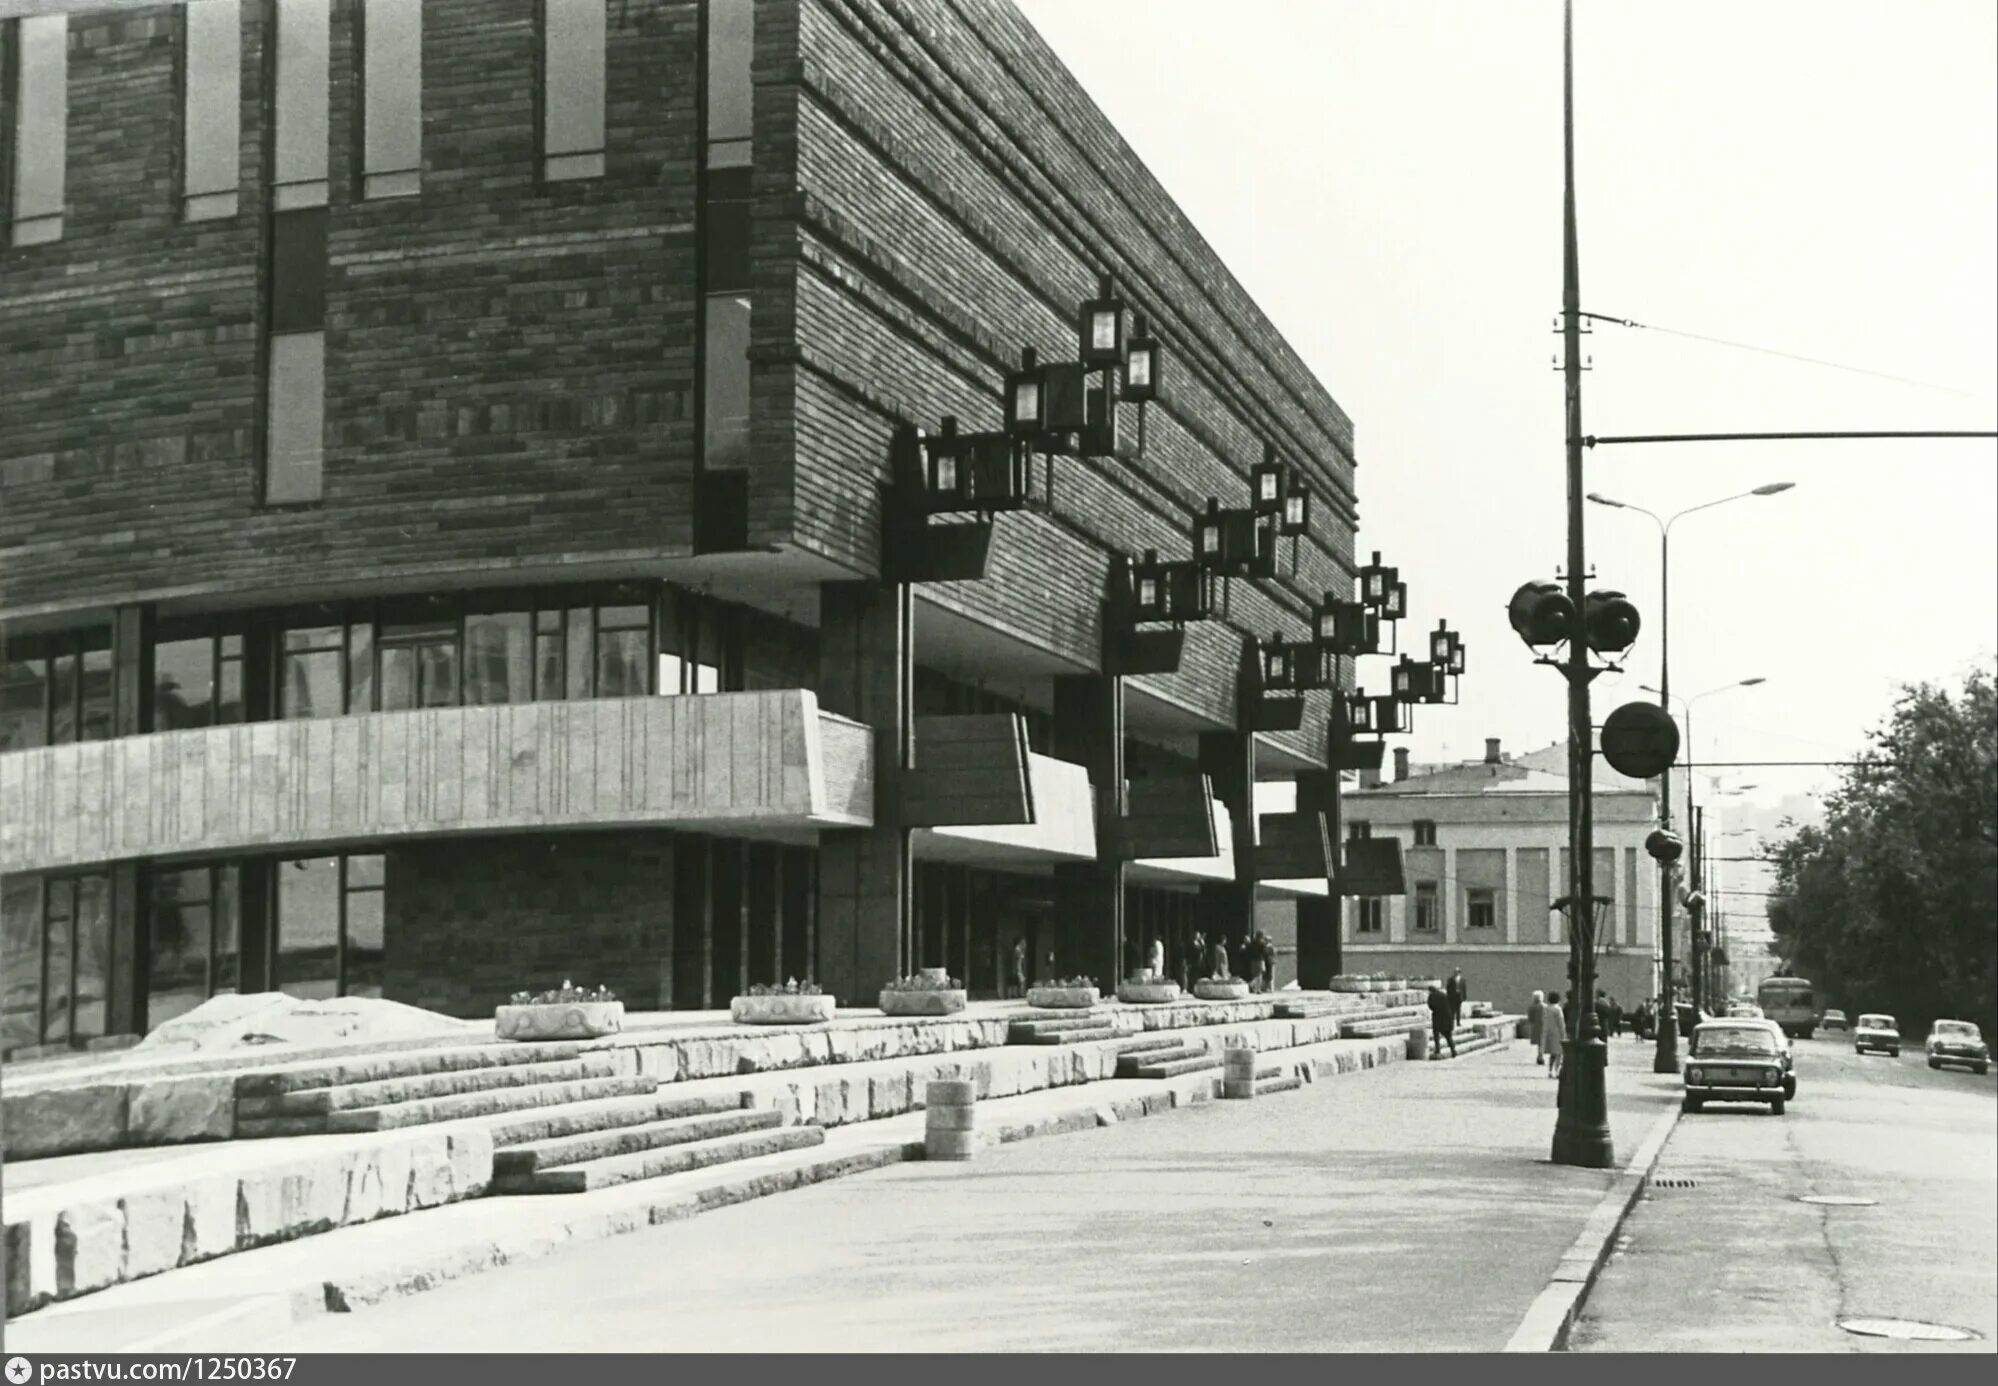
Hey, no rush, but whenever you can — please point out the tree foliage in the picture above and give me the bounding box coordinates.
[1765,667,1997,1033]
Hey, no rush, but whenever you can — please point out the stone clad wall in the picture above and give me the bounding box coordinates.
[0,692,869,874]
[0,0,701,620]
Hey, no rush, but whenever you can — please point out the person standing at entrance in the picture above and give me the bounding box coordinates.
[1447,967,1467,1031]
[1427,985,1457,1059]
[1011,936,1027,1000]
[1541,991,1567,1078]
[1528,990,1546,1066]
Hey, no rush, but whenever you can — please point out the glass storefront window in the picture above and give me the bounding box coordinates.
[345,855,385,999]
[380,617,458,711]
[284,624,346,719]
[155,637,218,730]
[1,658,47,751]
[702,294,752,470]
[276,855,341,999]
[464,611,532,705]
[1,876,43,1053]
[147,867,214,1027]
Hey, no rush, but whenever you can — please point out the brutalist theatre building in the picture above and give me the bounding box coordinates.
[0,0,1365,1053]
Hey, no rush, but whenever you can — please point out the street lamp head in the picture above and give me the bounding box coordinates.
[1751,482,1795,496]
[1585,492,1625,508]
[1739,677,1767,687]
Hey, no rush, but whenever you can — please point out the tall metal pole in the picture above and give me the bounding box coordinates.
[1686,709,1702,1021]
[1553,0,1614,1169]
[1652,526,1680,1071]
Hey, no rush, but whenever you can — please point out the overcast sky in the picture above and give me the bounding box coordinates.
[1018,0,1998,838]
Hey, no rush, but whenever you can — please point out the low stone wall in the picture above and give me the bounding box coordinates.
[5,1126,491,1317]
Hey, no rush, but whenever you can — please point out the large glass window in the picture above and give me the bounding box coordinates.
[359,0,421,199]
[272,0,329,209]
[595,605,650,698]
[8,13,67,247]
[379,610,459,711]
[0,631,111,748]
[146,864,240,1028]
[283,620,350,718]
[1,875,43,1053]
[154,626,245,731]
[26,875,111,1049]
[182,0,242,220]
[266,205,327,505]
[702,292,752,471]
[704,0,751,168]
[1,655,48,751]
[464,610,532,706]
[275,854,384,1000]
[541,0,605,181]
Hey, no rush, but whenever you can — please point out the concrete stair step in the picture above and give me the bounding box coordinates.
[1013,1025,1119,1045]
[325,1075,658,1132]
[1113,1035,1187,1056]
[487,1090,753,1149]
[234,1041,587,1098]
[249,1055,624,1116]
[494,1107,784,1175]
[510,1124,827,1195]
[1254,1073,1304,1095]
[1119,1053,1223,1080]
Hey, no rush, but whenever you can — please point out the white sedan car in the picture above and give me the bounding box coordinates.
[1926,1020,1990,1075]
[1854,1013,1901,1058]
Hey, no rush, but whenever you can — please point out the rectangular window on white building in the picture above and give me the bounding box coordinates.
[1467,888,1496,930]
[1356,898,1384,934]
[1414,882,1439,933]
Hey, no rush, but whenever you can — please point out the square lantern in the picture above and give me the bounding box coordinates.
[1383,580,1408,620]
[1077,275,1125,369]
[1131,550,1168,623]
[1333,601,1379,656]
[968,434,1028,508]
[1392,657,1416,702]
[1343,691,1376,734]
[1251,445,1286,516]
[1005,347,1045,437]
[1314,593,1341,646]
[1041,361,1091,434]
[1371,695,1408,735]
[1261,634,1295,691]
[1448,639,1467,675]
[1124,315,1159,403]
[1430,622,1455,664]
[1281,477,1311,537]
[1193,499,1226,570]
[1166,562,1212,622]
[1359,552,1395,606]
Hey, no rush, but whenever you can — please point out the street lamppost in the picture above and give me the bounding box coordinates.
[1642,680,1766,1022]
[1588,482,1793,1072]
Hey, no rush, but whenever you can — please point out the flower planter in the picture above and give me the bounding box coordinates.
[494,1000,624,1042]
[879,988,968,1017]
[730,994,836,1025]
[1194,979,1252,1002]
[1116,980,1183,1005]
[1025,986,1100,1010]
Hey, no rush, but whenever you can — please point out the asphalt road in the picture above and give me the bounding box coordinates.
[269,1041,1675,1353]
[1571,1032,1997,1353]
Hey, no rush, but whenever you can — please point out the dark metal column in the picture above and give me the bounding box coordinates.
[1052,673,1126,987]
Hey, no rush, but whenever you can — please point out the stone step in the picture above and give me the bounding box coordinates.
[234,1041,588,1098]
[509,1124,827,1195]
[1113,1035,1187,1056]
[1254,1073,1304,1095]
[1012,1025,1119,1045]
[246,1054,625,1117]
[1013,1010,1108,1027]
[487,1090,754,1150]
[325,1075,659,1133]
[494,1107,784,1176]
[1119,1053,1223,1080]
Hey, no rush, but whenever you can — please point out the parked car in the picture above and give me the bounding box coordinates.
[1731,1017,1798,1099]
[1926,1020,1990,1075]
[1854,1014,1901,1057]
[1821,1009,1849,1032]
[1684,1021,1788,1115]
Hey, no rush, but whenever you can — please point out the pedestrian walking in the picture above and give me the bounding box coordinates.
[1528,990,1546,1065]
[1447,968,1467,1031]
[1541,991,1567,1077]
[1147,935,1165,980]
[1608,994,1624,1039]
[1427,985,1457,1059]
[1011,936,1027,999]
[1184,932,1204,990]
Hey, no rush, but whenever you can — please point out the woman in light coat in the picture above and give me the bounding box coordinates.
[1528,990,1546,1066]
[1540,991,1567,1077]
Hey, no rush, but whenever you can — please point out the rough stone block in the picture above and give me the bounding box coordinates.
[3,1084,130,1158]
[813,1075,853,1127]
[129,1075,235,1145]
[405,1136,458,1210]
[55,1201,124,1297]
[924,1104,976,1132]
[182,1175,238,1264]
[120,1185,188,1280]
[924,1078,975,1106]
[869,1070,912,1117]
[275,1151,354,1234]
[635,1044,682,1080]
[446,1129,494,1197]
[6,1213,58,1315]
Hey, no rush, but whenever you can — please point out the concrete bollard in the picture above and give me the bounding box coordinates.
[924,1079,979,1161]
[1407,1026,1430,1061]
[1222,1046,1257,1099]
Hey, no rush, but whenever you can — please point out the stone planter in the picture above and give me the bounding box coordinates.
[879,988,968,1017]
[1330,977,1365,993]
[494,1000,624,1042]
[1194,979,1252,1002]
[1116,979,1183,1005]
[1025,986,1100,1010]
[730,994,836,1025]
[917,967,952,986]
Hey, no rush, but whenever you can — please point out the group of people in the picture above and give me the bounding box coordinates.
[1425,969,1470,1058]
[1169,931,1279,992]
[1526,989,1656,1076]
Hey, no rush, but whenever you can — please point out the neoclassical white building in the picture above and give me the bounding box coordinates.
[1337,740,1663,1013]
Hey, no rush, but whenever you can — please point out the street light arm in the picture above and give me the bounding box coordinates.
[1661,488,1779,538]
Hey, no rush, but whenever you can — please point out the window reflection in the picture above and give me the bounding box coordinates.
[277,856,341,1000]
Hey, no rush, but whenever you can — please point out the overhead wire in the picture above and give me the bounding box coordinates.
[1578,312,1980,398]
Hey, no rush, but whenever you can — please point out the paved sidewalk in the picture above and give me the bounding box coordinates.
[263,1037,1679,1353]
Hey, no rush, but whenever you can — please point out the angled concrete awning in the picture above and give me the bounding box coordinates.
[911,752,1096,865]
[0,692,873,873]
[1127,800,1237,885]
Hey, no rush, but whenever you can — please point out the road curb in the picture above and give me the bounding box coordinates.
[1502,1101,1682,1353]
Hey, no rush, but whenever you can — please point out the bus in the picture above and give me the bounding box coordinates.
[1757,976,1818,1039]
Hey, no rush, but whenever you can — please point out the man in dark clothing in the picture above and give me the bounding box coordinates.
[1427,986,1457,1058]
[1608,994,1624,1038]
[1446,968,1467,1032]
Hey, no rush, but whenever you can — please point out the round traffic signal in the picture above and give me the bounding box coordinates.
[1508,581,1576,647]
[1644,828,1685,864]
[1584,590,1641,653]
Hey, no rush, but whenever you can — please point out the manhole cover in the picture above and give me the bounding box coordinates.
[1838,1318,1979,1342]
[1651,1177,1698,1189]
[1798,1194,1877,1206]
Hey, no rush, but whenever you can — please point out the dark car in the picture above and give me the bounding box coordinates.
[1684,1022,1788,1115]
